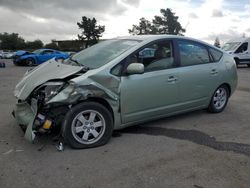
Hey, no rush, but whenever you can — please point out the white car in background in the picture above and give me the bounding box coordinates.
[222,37,250,67]
[0,51,3,59]
[4,51,14,59]
[0,51,14,59]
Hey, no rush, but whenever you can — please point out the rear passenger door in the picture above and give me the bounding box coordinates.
[177,39,221,109]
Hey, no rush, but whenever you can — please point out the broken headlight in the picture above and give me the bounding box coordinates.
[43,82,66,102]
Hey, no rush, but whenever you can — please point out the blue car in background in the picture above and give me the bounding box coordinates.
[13,49,69,66]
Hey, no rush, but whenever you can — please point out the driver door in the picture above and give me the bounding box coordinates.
[37,50,55,63]
[120,40,180,124]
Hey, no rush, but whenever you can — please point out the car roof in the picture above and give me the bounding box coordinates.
[226,37,250,43]
[115,35,223,52]
[37,48,56,51]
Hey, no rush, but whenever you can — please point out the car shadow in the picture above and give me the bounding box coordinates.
[116,114,250,157]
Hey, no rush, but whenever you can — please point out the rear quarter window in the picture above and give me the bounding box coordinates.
[209,48,223,62]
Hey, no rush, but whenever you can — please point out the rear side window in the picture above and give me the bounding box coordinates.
[178,40,210,66]
[209,48,223,62]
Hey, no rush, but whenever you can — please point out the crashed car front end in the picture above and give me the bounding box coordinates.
[13,50,33,65]
[12,60,84,142]
[13,60,121,143]
[13,80,75,142]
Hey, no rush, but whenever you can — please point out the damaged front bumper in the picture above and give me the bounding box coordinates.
[13,99,38,142]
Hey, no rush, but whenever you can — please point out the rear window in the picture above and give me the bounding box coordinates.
[209,48,223,62]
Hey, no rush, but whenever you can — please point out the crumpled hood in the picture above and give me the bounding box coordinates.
[15,50,32,56]
[14,59,82,100]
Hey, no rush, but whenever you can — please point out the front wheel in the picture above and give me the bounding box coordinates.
[63,102,114,149]
[208,85,229,113]
[26,58,35,66]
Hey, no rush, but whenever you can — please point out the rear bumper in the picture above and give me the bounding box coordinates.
[13,99,38,142]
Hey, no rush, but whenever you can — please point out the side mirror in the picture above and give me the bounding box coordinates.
[126,63,144,75]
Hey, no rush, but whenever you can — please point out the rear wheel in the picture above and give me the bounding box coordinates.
[63,102,113,149]
[26,58,35,66]
[208,85,229,113]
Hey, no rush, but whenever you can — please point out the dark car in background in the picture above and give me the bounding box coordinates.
[13,49,69,66]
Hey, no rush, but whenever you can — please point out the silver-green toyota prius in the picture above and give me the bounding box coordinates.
[13,35,238,148]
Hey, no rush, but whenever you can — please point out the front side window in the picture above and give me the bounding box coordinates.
[33,49,43,54]
[235,42,248,53]
[128,40,174,72]
[178,40,210,66]
[43,50,54,55]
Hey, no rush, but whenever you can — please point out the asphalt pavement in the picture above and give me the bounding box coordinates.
[1,60,250,188]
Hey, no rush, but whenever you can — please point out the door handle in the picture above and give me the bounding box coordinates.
[167,76,178,82]
[210,69,218,75]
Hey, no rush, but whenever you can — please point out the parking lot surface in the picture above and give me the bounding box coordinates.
[1,60,250,188]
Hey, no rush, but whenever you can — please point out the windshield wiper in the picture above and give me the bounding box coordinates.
[69,57,90,70]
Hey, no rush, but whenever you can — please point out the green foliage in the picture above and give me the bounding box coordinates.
[77,16,105,48]
[0,33,45,50]
[26,40,44,50]
[214,37,221,48]
[129,8,186,36]
[128,17,156,35]
[44,41,59,50]
[153,8,186,35]
[0,32,26,50]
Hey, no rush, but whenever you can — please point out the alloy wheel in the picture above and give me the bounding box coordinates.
[213,87,227,110]
[71,110,106,145]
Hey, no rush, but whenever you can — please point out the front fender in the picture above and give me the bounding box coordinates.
[46,81,121,128]
[20,55,37,61]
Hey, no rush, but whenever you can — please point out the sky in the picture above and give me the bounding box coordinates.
[0,0,250,45]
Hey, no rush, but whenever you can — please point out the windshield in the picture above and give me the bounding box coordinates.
[33,49,43,54]
[71,39,141,69]
[222,42,241,51]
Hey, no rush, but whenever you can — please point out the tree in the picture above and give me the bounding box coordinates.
[128,17,156,35]
[44,40,59,50]
[214,37,221,48]
[26,40,44,50]
[152,8,186,35]
[77,16,105,48]
[0,32,26,50]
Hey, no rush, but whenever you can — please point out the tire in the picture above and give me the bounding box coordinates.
[63,102,114,149]
[234,58,239,67]
[247,64,250,68]
[26,58,35,66]
[208,85,229,113]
